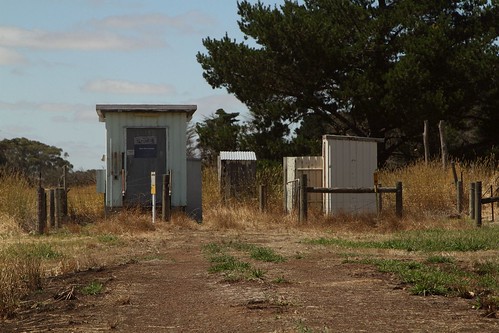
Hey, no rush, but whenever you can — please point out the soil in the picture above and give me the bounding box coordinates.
[2,228,498,333]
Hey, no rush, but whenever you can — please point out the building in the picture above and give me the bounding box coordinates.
[96,104,198,215]
[218,151,257,201]
[323,135,382,214]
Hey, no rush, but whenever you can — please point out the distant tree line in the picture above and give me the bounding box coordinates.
[0,138,94,186]
[196,0,499,166]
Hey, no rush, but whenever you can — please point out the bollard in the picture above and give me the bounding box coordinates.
[469,182,475,219]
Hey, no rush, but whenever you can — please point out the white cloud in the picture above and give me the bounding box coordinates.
[0,47,26,65]
[0,101,97,124]
[82,79,176,95]
[0,26,163,50]
[96,11,216,34]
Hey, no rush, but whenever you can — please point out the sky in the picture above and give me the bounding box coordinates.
[0,0,283,170]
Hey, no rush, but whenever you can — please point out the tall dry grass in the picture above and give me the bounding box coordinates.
[0,169,36,232]
[379,158,498,219]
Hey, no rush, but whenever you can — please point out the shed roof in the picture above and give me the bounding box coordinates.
[96,104,197,122]
[323,134,384,143]
[219,151,257,161]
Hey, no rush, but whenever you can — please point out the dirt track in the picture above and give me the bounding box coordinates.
[2,230,498,332]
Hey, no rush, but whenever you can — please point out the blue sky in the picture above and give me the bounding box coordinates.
[0,0,282,170]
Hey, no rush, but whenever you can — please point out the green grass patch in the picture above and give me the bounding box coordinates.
[97,234,121,245]
[308,226,499,252]
[80,281,103,295]
[203,241,285,281]
[3,242,62,260]
[355,258,466,296]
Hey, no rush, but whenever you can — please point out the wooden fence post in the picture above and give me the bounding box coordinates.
[423,120,429,166]
[299,174,308,223]
[438,120,448,169]
[54,187,63,228]
[490,185,495,222]
[395,181,403,218]
[162,173,171,222]
[456,180,463,215]
[469,182,475,219]
[376,183,383,214]
[37,187,46,234]
[259,184,267,213]
[475,181,482,227]
[49,189,55,228]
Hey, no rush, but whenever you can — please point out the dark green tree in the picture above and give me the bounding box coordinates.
[197,0,498,164]
[195,109,243,165]
[0,137,73,182]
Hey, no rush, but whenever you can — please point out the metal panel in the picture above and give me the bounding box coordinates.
[187,158,202,222]
[125,127,167,206]
[284,156,323,213]
[103,111,189,208]
[323,135,379,215]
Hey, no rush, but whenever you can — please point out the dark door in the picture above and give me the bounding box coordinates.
[125,128,166,206]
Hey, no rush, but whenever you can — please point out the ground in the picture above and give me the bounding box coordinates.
[2,228,498,333]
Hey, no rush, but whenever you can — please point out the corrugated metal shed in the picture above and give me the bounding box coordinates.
[322,135,382,215]
[218,151,257,201]
[96,104,197,211]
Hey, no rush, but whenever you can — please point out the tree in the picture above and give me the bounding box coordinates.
[0,137,73,183]
[195,109,243,165]
[197,0,498,164]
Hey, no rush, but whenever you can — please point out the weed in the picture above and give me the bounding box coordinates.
[81,281,103,295]
[97,234,121,245]
[425,255,455,264]
[273,276,289,284]
[249,246,285,263]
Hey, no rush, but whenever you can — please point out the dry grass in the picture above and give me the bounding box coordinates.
[0,159,497,317]
[380,159,498,220]
[0,170,36,232]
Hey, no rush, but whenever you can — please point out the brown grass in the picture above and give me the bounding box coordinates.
[0,159,497,317]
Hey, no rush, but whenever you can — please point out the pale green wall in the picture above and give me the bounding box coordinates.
[104,112,188,207]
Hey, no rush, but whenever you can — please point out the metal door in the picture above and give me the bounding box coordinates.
[125,127,166,206]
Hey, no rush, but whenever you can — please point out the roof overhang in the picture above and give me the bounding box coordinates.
[96,104,197,122]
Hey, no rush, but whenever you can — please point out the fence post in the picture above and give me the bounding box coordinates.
[259,184,267,213]
[490,185,495,222]
[376,183,383,214]
[475,181,482,227]
[456,180,463,215]
[37,186,46,234]
[469,182,475,219]
[395,182,403,218]
[299,174,308,223]
[162,173,171,222]
[54,188,63,229]
[49,189,55,228]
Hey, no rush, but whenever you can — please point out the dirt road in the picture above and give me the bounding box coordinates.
[2,230,498,332]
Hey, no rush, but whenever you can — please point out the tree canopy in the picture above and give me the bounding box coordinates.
[195,109,244,165]
[0,137,73,182]
[197,0,498,164]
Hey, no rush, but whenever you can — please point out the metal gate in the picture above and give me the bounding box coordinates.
[125,127,167,206]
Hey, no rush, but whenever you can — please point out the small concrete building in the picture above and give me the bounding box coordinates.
[96,104,197,212]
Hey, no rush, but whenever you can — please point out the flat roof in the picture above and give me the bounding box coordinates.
[96,104,197,122]
[323,134,384,143]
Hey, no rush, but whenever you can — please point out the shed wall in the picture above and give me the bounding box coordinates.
[283,156,323,213]
[323,137,378,214]
[105,112,188,208]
